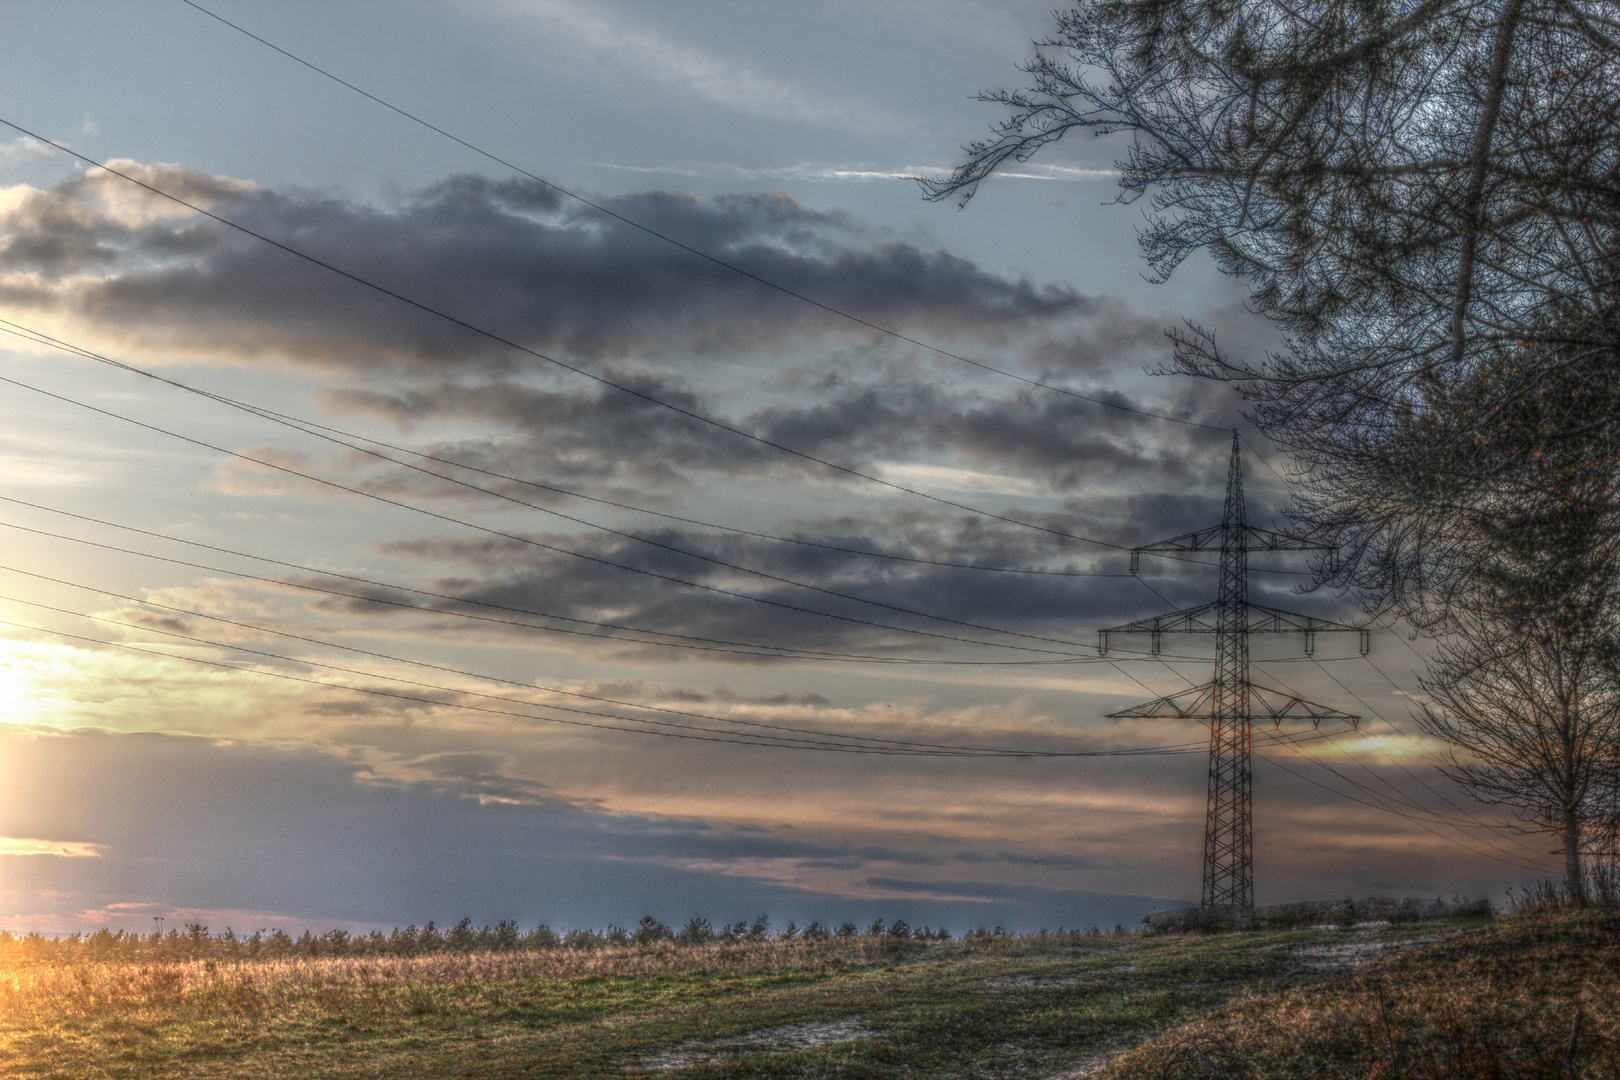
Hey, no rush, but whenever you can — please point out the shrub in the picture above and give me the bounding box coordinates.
[632,916,673,946]
[562,928,603,950]
[523,925,561,949]
[675,917,714,945]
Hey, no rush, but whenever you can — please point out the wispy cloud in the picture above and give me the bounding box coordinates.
[0,836,104,858]
[496,0,867,126]
[593,161,1118,184]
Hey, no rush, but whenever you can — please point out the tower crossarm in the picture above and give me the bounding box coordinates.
[1243,604,1362,634]
[1134,525,1334,556]
[1099,602,1361,636]
[1106,680,1359,728]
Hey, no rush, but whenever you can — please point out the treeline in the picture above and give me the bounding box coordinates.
[0,915,1081,965]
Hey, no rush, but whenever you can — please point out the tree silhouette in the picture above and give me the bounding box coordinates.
[923,1,1620,617]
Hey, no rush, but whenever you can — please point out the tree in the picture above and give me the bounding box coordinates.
[1419,613,1620,897]
[922,0,1620,622]
[1396,327,1620,894]
[1299,303,1620,627]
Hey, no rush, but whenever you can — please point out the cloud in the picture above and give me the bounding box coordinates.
[0,165,1098,371]
[0,136,62,172]
[592,161,1120,184]
[301,346,1214,508]
[0,836,104,858]
[500,0,871,126]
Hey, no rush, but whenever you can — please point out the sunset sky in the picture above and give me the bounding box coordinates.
[0,0,1558,937]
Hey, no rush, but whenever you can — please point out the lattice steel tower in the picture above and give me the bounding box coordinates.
[1097,434,1368,908]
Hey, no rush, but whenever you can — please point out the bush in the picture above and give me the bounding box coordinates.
[447,918,478,952]
[632,916,673,946]
[676,917,715,945]
[523,925,561,949]
[562,928,603,950]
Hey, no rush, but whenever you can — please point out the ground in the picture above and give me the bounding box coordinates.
[0,916,1514,1079]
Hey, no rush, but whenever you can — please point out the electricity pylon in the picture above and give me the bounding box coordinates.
[1097,433,1367,909]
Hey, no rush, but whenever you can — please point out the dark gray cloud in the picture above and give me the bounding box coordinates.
[0,164,1120,370]
[314,366,1233,505]
[298,483,1352,662]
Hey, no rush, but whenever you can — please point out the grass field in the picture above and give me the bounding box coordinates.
[0,916,1506,1080]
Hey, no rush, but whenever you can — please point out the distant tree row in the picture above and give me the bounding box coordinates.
[0,916,1111,965]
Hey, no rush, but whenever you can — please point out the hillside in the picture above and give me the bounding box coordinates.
[1098,907,1620,1080]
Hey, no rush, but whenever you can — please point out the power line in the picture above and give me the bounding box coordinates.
[0,120,1311,581]
[178,0,1233,436]
[1252,661,1551,863]
[0,501,1086,667]
[0,563,1192,757]
[0,120,1163,562]
[0,318,1135,581]
[1256,730,1550,873]
[0,369,1095,659]
[0,500,1237,667]
[1348,646,1556,857]
[0,598,1210,759]
[177,0,1333,566]
[0,321,1116,653]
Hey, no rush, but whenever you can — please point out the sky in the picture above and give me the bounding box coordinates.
[0,0,1561,937]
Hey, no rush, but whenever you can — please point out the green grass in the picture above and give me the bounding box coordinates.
[0,923,1477,1079]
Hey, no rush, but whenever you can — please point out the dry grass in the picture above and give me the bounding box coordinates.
[1097,908,1620,1079]
[0,939,865,1029]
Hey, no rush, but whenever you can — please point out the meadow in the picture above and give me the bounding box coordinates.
[7,905,1598,1079]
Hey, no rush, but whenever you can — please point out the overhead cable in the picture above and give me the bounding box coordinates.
[0,502,1234,666]
[0,564,1188,756]
[0,118,1305,577]
[0,320,1115,651]
[178,0,1232,435]
[0,369,1097,659]
[179,0,1315,517]
[0,602,1212,759]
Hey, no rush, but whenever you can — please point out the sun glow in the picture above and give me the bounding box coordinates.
[0,635,76,725]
